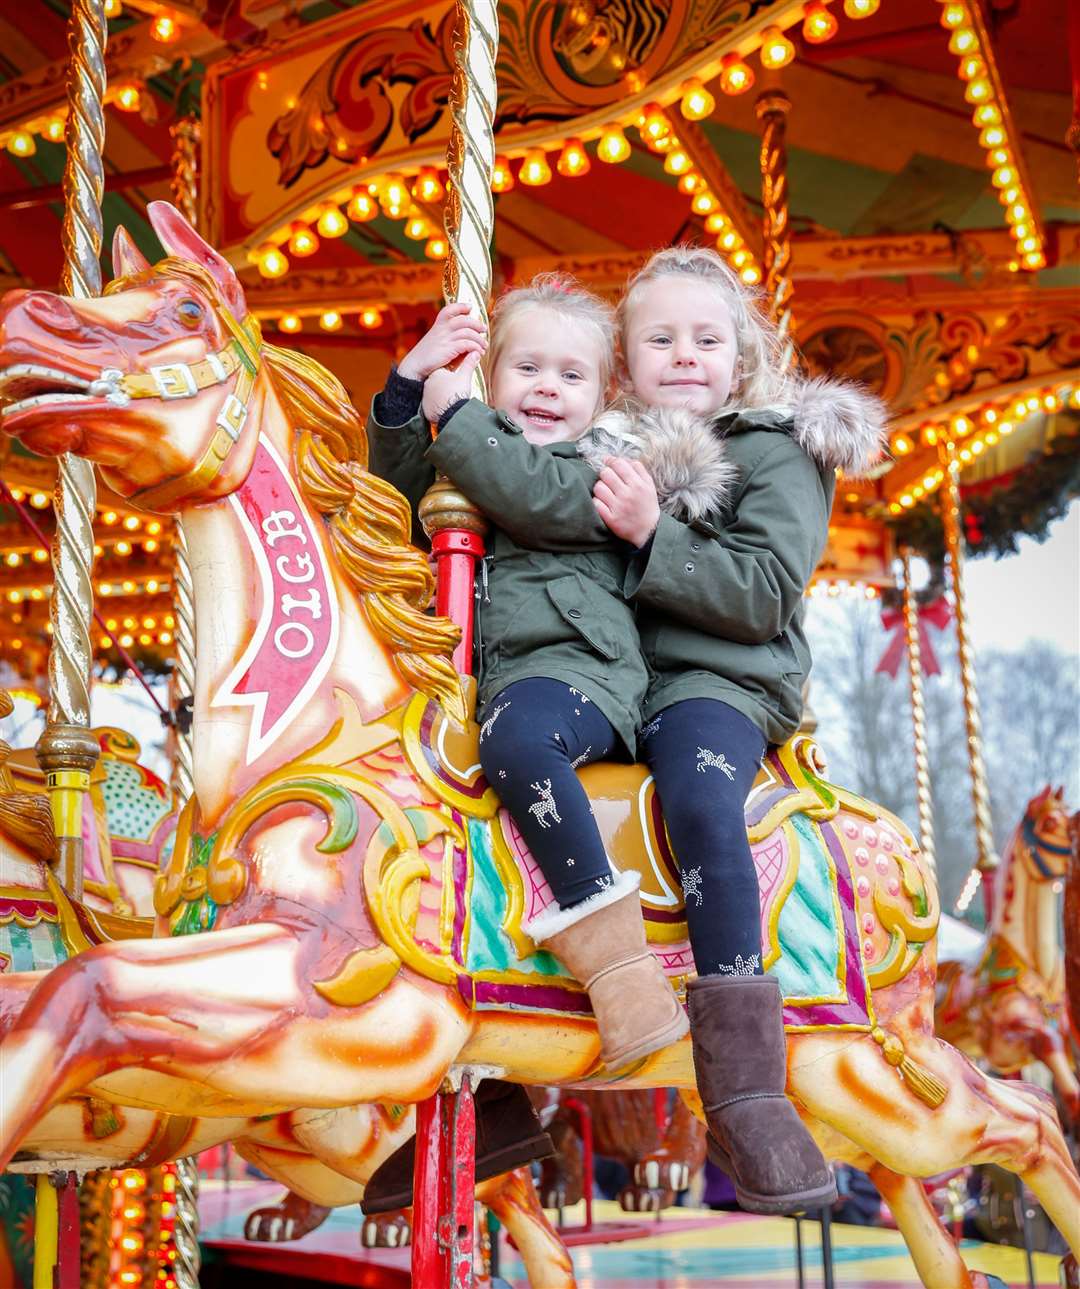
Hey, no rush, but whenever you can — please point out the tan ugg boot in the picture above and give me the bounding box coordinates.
[525,871,689,1071]
[688,972,837,1215]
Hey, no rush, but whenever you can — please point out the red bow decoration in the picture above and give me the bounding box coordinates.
[876,595,952,678]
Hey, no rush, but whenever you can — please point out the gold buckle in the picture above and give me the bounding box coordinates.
[150,363,198,399]
[215,393,247,442]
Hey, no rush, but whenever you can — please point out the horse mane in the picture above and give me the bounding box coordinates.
[0,691,57,861]
[114,258,464,722]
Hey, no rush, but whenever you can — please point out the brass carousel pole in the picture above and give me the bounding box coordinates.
[754,90,794,366]
[35,0,109,902]
[167,115,202,1289]
[900,547,936,874]
[939,438,999,912]
[412,2,498,1284]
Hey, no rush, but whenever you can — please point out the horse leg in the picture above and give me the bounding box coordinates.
[869,1165,984,1289]
[480,1166,577,1289]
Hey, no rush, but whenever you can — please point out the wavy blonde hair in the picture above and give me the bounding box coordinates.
[486,273,616,415]
[111,258,463,721]
[617,245,796,411]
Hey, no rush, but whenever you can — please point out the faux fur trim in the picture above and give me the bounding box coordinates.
[521,868,641,944]
[771,376,888,476]
[578,403,736,521]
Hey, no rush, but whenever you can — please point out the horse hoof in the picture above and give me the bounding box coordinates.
[361,1211,412,1248]
[618,1184,673,1213]
[244,1198,331,1242]
[633,1156,690,1193]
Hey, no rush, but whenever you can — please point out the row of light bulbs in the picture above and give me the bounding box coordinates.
[251,0,885,284]
[265,307,385,335]
[1,82,147,157]
[887,383,1078,513]
[937,1,1045,273]
[808,580,881,599]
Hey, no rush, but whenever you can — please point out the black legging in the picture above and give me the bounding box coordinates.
[640,698,766,978]
[478,678,619,908]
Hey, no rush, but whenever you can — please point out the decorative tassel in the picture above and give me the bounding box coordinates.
[871,1026,948,1108]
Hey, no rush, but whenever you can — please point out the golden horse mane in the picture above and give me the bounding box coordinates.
[108,258,464,722]
[0,690,56,861]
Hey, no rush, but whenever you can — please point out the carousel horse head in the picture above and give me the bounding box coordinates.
[1013,785,1072,883]
[0,202,354,514]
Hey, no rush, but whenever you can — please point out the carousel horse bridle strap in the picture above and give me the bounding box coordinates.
[126,312,263,513]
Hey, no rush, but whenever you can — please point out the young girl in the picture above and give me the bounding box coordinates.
[363,277,690,1210]
[589,246,887,1215]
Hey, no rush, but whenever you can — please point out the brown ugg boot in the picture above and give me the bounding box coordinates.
[525,871,689,1071]
[688,972,837,1215]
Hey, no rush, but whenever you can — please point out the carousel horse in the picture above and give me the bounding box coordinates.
[0,203,1078,1289]
[1065,811,1080,1052]
[936,787,1078,1120]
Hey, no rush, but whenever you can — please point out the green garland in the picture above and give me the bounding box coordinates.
[887,426,1080,573]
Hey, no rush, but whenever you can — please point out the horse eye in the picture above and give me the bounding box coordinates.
[177,299,203,327]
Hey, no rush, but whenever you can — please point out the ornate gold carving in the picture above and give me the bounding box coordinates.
[419,476,489,538]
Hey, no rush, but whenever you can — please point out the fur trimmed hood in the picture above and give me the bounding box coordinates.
[577,402,736,521]
[768,376,888,476]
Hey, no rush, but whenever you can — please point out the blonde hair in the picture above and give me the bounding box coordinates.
[617,245,795,411]
[486,273,616,413]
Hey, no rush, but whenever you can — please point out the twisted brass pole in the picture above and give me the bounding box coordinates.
[755,90,794,367]
[169,116,201,227]
[939,439,998,885]
[35,0,109,900]
[172,1157,202,1289]
[900,548,936,874]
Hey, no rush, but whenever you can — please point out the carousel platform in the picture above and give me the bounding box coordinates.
[197,1180,1064,1287]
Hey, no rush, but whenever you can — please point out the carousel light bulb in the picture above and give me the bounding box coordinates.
[1022,251,1045,270]
[33,548,48,562]
[759,26,795,70]
[639,103,669,143]
[114,84,141,112]
[978,125,1005,148]
[104,0,121,15]
[491,155,515,190]
[691,191,717,216]
[947,27,977,55]
[44,117,66,143]
[8,130,35,156]
[404,214,430,240]
[940,3,970,28]
[803,2,838,44]
[519,149,552,186]
[719,53,755,95]
[424,235,448,260]
[663,147,692,175]
[740,265,761,284]
[1006,202,1028,223]
[999,184,1020,205]
[319,310,342,332]
[143,539,158,553]
[278,314,302,333]
[1018,235,1039,253]
[680,79,715,121]
[359,307,382,330]
[412,167,444,202]
[985,146,1010,168]
[891,432,913,455]
[557,138,590,177]
[991,164,1016,188]
[964,77,992,104]
[287,223,319,257]
[972,103,1001,127]
[731,248,750,268]
[346,188,377,222]
[122,514,139,530]
[151,12,179,41]
[596,127,630,164]
[316,203,348,238]
[717,229,739,251]
[844,0,879,16]
[705,211,728,233]
[382,175,409,210]
[256,244,288,279]
[160,631,172,644]
[677,171,704,194]
[958,55,986,82]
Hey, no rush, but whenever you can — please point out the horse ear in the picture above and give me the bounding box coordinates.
[147,201,248,320]
[111,226,151,278]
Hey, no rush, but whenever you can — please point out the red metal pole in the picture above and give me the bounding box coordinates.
[562,1098,594,1233]
[56,1171,81,1289]
[431,528,485,675]
[413,1094,446,1286]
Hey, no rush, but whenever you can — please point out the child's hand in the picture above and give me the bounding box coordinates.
[422,352,483,424]
[398,303,486,383]
[593,457,660,548]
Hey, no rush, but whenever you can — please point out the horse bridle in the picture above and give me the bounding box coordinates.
[119,305,263,512]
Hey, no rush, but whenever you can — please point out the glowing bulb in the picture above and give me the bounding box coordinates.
[382,175,409,210]
[319,310,342,332]
[1006,202,1028,224]
[44,117,65,143]
[491,155,515,190]
[287,223,318,257]
[958,56,986,82]
[1018,235,1039,254]
[597,127,631,164]
[891,433,913,456]
[677,171,704,194]
[985,147,1010,168]
[691,191,717,216]
[412,167,444,202]
[803,2,838,44]
[991,164,1016,188]
[759,26,795,70]
[123,514,139,531]
[947,27,977,55]
[404,214,430,240]
[972,103,1001,127]
[705,211,728,233]
[347,188,377,222]
[424,235,448,260]
[279,314,302,333]
[844,0,878,15]
[663,148,692,176]
[639,103,669,143]
[104,0,121,14]
[256,244,288,279]
[978,125,1005,149]
[151,12,178,41]
[359,307,382,330]
[740,265,761,284]
[940,3,970,28]
[316,203,348,238]
[964,77,992,104]
[31,493,50,509]
[519,149,552,186]
[717,229,739,251]
[1022,251,1044,270]
[557,138,590,177]
[8,130,35,156]
[680,79,715,121]
[719,53,754,95]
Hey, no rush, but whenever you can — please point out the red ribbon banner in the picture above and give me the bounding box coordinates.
[876,595,952,678]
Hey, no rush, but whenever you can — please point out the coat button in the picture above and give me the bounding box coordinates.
[487,436,498,446]
[685,562,695,573]
[567,608,582,618]
[690,541,701,551]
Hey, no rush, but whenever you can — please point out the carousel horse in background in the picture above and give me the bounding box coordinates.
[0,203,1078,1289]
[936,787,1078,1120]
[1065,812,1080,1053]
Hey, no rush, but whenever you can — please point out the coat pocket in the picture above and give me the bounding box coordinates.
[546,574,621,661]
[766,630,804,724]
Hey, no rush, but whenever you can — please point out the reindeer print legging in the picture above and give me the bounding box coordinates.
[640,699,766,978]
[478,677,621,908]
